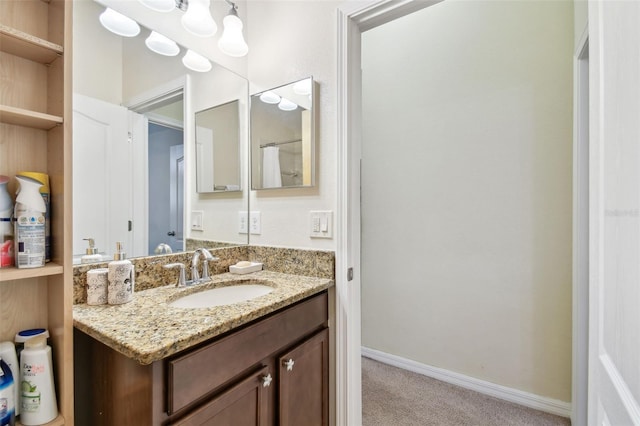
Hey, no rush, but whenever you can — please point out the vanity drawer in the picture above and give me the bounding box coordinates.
[167,291,328,414]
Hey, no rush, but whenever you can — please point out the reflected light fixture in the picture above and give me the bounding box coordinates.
[99,8,141,37]
[182,49,212,72]
[278,98,298,111]
[138,0,175,13]
[181,0,217,37]
[260,91,281,104]
[218,1,248,57]
[145,31,180,56]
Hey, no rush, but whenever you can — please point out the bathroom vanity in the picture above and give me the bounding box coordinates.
[73,271,331,425]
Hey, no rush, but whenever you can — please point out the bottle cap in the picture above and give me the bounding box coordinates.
[24,335,46,349]
[15,328,49,343]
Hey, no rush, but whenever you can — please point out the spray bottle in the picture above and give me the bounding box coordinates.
[14,176,46,269]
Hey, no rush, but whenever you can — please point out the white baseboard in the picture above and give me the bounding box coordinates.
[361,347,571,418]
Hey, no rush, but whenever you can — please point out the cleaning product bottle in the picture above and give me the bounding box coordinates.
[107,242,135,305]
[17,173,50,263]
[13,176,46,269]
[0,343,19,418]
[0,356,15,426]
[0,176,13,268]
[19,336,57,425]
[80,238,103,264]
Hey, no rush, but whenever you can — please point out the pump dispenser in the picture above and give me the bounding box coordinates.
[80,238,103,264]
[107,242,134,304]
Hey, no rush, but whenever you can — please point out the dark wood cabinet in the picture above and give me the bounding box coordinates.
[74,291,329,425]
[279,329,329,426]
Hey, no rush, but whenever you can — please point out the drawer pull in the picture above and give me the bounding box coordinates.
[284,358,295,371]
[262,373,273,387]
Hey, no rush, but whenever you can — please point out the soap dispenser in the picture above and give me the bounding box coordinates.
[80,238,103,264]
[107,242,134,305]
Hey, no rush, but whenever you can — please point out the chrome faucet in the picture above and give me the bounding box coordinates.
[191,248,219,283]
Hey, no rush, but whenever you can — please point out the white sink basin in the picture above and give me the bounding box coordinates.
[169,284,273,309]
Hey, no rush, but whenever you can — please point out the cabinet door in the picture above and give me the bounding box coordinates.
[278,328,329,426]
[171,366,271,426]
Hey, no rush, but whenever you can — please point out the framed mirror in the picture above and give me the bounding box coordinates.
[195,100,241,193]
[250,77,315,190]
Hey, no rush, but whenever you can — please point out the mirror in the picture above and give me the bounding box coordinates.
[195,100,241,193]
[72,0,249,262]
[251,77,315,190]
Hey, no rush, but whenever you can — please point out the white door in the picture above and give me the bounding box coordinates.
[588,1,640,424]
[73,94,132,257]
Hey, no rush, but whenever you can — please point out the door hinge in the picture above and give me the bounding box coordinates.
[128,132,132,144]
[128,220,133,231]
[347,267,354,281]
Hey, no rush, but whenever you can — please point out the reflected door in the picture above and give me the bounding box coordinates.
[73,94,132,257]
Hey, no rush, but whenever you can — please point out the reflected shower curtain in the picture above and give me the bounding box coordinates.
[262,146,282,188]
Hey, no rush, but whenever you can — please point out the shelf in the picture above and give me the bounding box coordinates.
[0,105,63,130]
[0,263,63,282]
[17,413,65,426]
[0,24,63,64]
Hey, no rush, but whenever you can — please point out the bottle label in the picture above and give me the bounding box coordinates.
[20,379,41,413]
[15,213,45,268]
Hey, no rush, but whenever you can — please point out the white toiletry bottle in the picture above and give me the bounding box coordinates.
[80,238,103,264]
[19,336,57,425]
[107,242,135,305]
[13,176,46,269]
[0,175,14,269]
[0,343,19,418]
[0,356,15,426]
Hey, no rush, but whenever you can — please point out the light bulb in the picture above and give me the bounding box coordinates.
[99,8,141,37]
[138,0,175,12]
[145,31,180,56]
[218,11,248,57]
[260,91,281,104]
[181,0,217,38]
[182,50,212,72]
[278,98,298,111]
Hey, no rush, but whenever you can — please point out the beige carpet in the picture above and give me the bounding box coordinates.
[362,357,571,426]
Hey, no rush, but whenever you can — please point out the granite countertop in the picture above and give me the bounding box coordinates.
[73,270,333,365]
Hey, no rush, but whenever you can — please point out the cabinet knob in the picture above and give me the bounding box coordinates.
[284,358,295,371]
[262,373,273,387]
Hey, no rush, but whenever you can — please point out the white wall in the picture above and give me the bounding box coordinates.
[246,1,339,249]
[360,0,573,402]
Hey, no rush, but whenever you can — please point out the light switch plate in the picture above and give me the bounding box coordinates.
[250,211,261,235]
[238,211,248,234]
[310,211,332,239]
[191,210,204,231]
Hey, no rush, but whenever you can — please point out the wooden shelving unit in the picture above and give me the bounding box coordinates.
[0,0,73,424]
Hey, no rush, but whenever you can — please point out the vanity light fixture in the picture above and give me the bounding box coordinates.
[99,8,141,37]
[181,0,218,37]
[278,98,298,111]
[182,49,213,72]
[218,1,248,57]
[145,31,180,56]
[259,91,281,104]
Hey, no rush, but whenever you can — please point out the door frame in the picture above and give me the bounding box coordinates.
[336,0,586,423]
[572,26,589,426]
[336,1,441,424]
[125,76,189,255]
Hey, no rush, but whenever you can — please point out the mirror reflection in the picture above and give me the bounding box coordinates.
[72,0,249,263]
[251,77,315,190]
[195,100,241,193]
